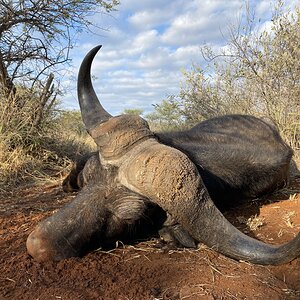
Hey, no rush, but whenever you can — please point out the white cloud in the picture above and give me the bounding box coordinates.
[255,0,272,17]
[128,7,178,30]
[135,47,172,69]
[172,45,203,66]
[128,10,165,28]
[121,0,165,11]
[62,0,299,115]
[132,30,159,52]
[161,1,243,46]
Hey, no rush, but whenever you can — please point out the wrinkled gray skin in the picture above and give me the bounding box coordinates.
[27,45,300,265]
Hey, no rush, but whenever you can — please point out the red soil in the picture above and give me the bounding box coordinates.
[1,178,300,300]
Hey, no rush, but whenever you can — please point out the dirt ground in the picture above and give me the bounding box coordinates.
[1,178,300,300]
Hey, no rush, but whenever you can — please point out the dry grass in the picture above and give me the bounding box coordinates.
[0,121,95,191]
[246,215,266,231]
[0,88,97,189]
[282,211,296,228]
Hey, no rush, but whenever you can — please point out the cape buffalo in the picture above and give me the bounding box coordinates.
[27,45,300,265]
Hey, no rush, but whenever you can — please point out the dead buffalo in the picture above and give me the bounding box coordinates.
[27,45,300,265]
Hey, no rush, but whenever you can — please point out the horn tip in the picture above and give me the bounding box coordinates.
[87,45,102,58]
[94,45,102,52]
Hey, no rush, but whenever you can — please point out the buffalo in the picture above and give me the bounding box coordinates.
[27,46,300,265]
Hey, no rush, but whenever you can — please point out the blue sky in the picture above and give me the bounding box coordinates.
[62,0,298,115]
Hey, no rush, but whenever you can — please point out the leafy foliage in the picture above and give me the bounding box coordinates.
[0,0,119,133]
[0,0,119,88]
[122,108,144,116]
[145,97,185,132]
[151,4,299,157]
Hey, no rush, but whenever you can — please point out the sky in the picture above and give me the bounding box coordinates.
[62,0,298,115]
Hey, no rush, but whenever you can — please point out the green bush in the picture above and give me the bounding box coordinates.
[151,4,299,160]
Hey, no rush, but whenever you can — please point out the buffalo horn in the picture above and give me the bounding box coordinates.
[77,45,111,132]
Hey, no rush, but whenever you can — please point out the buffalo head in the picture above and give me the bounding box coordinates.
[27,46,300,265]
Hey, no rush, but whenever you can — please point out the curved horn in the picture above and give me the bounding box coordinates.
[119,140,300,265]
[184,191,300,265]
[77,45,111,132]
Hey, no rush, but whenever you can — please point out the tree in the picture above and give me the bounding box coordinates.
[0,0,119,131]
[122,108,144,116]
[153,3,299,151]
[57,110,87,136]
[145,97,185,131]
